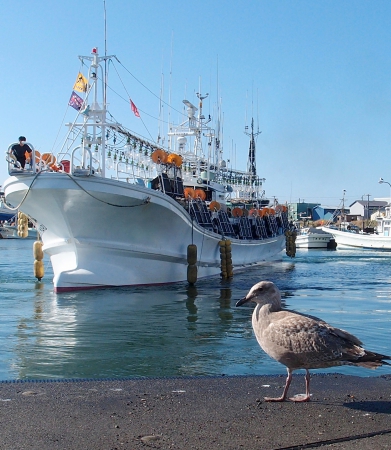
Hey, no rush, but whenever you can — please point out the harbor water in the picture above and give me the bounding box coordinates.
[1,238,391,381]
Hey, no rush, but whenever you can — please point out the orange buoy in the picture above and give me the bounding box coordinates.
[184,187,195,199]
[269,208,275,215]
[209,201,221,211]
[249,209,258,217]
[166,153,183,167]
[194,189,206,201]
[232,207,243,217]
[151,149,168,164]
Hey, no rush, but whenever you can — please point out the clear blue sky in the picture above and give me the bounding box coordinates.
[1,0,391,208]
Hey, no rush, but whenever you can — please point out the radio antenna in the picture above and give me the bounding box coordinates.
[103,0,108,105]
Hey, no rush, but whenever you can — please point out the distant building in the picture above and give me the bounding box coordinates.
[349,200,387,220]
[312,206,339,222]
[288,202,319,221]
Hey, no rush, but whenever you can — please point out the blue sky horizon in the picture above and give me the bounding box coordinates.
[1,0,391,208]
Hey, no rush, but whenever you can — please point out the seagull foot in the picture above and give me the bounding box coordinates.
[289,394,311,402]
[264,396,286,402]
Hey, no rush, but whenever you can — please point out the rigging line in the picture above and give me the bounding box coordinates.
[107,61,156,143]
[106,110,160,148]
[64,173,151,207]
[6,171,151,210]
[102,61,164,125]
[2,171,44,211]
[50,104,71,154]
[50,60,87,154]
[116,58,186,118]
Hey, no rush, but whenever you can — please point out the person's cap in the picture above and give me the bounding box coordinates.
[18,136,26,141]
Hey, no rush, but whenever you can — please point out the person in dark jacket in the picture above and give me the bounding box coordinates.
[11,136,32,169]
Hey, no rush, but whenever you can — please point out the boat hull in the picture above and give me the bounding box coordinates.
[322,227,391,250]
[295,235,333,249]
[4,173,286,291]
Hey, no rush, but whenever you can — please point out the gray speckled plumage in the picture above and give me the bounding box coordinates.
[236,280,390,402]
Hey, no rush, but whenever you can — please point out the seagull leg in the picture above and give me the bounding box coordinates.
[264,368,292,402]
[289,369,311,402]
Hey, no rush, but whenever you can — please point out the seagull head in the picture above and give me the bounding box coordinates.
[236,280,281,310]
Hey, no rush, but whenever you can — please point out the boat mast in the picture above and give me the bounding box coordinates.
[78,48,115,178]
[341,189,346,228]
[244,118,261,200]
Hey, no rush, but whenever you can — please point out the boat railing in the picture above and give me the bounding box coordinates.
[71,146,93,176]
[6,143,37,175]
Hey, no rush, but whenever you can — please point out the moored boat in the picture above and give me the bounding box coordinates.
[0,222,39,240]
[3,48,290,292]
[295,227,337,249]
[322,204,391,250]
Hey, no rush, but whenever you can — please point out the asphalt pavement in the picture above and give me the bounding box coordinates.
[1,374,391,449]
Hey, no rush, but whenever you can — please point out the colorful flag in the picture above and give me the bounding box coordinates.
[73,72,88,93]
[69,91,84,111]
[130,99,140,117]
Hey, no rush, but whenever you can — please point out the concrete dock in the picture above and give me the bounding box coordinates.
[1,374,391,449]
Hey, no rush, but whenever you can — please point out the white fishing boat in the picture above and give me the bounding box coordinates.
[322,204,391,250]
[295,227,336,249]
[3,47,290,292]
[322,223,391,250]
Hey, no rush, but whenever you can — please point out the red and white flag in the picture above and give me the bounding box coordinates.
[130,99,140,117]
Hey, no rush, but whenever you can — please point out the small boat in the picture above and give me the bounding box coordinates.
[3,47,290,292]
[0,214,39,240]
[295,226,337,249]
[322,193,391,250]
[0,224,39,240]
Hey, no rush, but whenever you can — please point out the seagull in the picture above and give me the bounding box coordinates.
[236,280,391,402]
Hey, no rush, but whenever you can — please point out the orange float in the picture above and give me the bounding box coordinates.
[25,150,41,164]
[194,189,206,201]
[151,149,168,164]
[249,209,258,217]
[232,207,243,217]
[41,153,56,165]
[209,201,221,211]
[184,187,195,199]
[269,208,275,215]
[166,153,183,167]
[50,164,60,172]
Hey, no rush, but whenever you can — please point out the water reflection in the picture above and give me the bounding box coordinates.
[2,245,391,381]
[13,283,257,380]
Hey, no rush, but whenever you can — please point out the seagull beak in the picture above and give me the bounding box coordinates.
[235,296,249,307]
